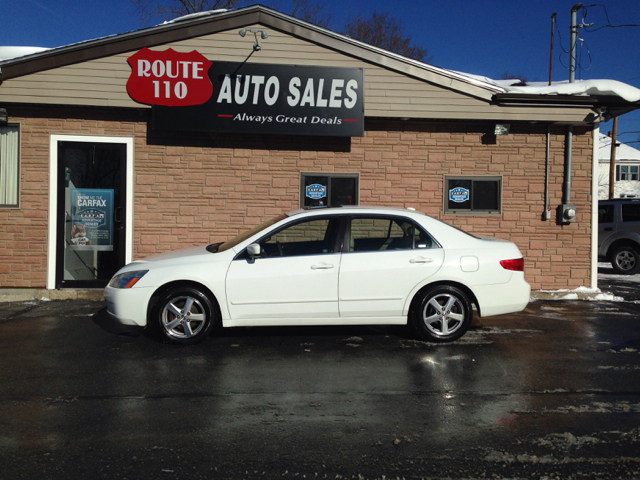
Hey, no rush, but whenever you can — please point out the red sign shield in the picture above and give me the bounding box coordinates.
[126,47,213,106]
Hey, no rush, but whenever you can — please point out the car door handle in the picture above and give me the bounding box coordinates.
[410,257,434,264]
[604,227,613,231]
[311,263,334,270]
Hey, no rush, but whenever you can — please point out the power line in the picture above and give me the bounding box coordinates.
[581,4,640,32]
[553,5,640,79]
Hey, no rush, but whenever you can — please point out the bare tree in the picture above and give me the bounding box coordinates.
[289,0,332,28]
[500,71,529,85]
[133,0,247,25]
[342,11,430,62]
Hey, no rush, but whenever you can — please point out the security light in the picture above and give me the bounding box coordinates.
[239,28,269,51]
[494,124,510,135]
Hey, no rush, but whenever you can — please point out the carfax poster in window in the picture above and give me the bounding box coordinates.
[69,188,114,251]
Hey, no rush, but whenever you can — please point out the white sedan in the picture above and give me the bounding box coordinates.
[104,206,530,344]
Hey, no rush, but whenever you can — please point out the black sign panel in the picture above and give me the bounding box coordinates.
[152,62,364,137]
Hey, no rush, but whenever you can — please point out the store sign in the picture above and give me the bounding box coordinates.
[69,188,114,251]
[306,183,327,200]
[126,47,213,106]
[126,48,364,137]
[449,187,470,203]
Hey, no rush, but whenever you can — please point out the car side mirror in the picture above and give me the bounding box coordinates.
[247,243,261,259]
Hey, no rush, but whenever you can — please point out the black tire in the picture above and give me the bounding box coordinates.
[610,245,640,275]
[153,286,216,344]
[412,285,472,343]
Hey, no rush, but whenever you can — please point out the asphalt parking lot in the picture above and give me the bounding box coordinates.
[0,272,639,479]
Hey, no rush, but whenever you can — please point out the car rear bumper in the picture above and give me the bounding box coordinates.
[473,274,531,317]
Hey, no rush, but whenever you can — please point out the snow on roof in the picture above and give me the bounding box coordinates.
[163,9,228,24]
[0,46,49,61]
[502,80,640,103]
[450,72,640,103]
[599,132,640,161]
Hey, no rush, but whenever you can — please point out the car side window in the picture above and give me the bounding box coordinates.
[349,217,435,252]
[260,218,338,257]
[621,204,640,222]
[598,204,614,223]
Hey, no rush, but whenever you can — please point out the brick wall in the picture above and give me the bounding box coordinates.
[1,108,593,290]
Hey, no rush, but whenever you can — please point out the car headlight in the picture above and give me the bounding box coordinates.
[108,270,149,289]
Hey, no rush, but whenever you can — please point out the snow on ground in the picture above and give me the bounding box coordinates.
[530,288,624,302]
[529,263,638,302]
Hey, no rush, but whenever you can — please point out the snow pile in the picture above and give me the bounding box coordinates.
[531,285,624,302]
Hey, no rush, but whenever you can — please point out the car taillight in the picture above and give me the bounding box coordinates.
[500,258,524,271]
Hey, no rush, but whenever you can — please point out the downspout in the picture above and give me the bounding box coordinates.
[590,126,599,289]
[543,14,555,221]
[543,124,551,220]
[563,125,573,207]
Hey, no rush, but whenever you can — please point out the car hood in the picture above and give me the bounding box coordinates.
[121,246,216,272]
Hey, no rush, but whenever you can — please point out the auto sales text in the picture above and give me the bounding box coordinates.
[217,75,358,109]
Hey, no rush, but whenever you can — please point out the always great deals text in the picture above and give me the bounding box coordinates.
[230,113,344,125]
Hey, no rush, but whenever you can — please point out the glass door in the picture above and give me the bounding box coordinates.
[56,141,127,288]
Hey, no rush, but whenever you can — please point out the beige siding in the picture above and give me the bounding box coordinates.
[0,24,594,122]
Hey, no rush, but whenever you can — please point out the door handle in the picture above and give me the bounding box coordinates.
[604,227,613,231]
[311,264,334,270]
[410,257,434,264]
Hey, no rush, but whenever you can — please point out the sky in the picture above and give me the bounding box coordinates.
[2,0,640,145]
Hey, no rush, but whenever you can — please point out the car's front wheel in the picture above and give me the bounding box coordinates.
[611,245,640,275]
[412,286,472,342]
[154,286,216,344]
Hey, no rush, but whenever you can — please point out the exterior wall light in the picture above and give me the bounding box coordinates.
[239,28,269,51]
[494,124,510,135]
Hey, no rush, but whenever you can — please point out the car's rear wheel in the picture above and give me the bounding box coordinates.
[412,286,472,342]
[611,245,640,275]
[154,287,216,344]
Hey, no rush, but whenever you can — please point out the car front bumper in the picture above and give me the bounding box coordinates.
[103,285,156,328]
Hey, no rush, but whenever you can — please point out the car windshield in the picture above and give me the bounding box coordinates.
[207,213,288,253]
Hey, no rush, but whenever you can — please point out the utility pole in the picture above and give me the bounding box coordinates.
[549,13,556,85]
[559,3,581,224]
[569,3,581,83]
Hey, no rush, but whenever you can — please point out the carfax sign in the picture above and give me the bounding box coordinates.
[305,183,327,200]
[126,48,364,137]
[69,188,114,251]
[449,187,470,203]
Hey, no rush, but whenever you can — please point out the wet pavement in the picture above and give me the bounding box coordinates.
[1,275,639,479]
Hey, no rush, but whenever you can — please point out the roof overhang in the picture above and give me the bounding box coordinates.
[493,93,639,124]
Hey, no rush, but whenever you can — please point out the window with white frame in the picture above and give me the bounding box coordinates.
[0,125,20,208]
[617,165,640,181]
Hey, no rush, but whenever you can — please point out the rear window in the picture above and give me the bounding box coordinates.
[622,204,640,222]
